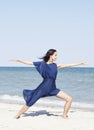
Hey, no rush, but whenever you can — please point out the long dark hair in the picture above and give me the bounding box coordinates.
[40,49,57,62]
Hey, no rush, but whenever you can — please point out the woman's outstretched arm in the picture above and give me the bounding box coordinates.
[57,62,87,68]
[10,59,34,65]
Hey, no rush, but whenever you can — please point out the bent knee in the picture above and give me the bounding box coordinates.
[67,96,72,103]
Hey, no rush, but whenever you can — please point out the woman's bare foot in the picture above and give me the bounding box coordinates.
[62,115,68,119]
[15,115,20,119]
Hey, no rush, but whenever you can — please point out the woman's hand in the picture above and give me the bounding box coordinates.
[9,59,19,62]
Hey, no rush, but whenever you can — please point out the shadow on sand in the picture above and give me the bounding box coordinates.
[23,110,61,117]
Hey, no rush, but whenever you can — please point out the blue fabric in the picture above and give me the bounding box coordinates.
[23,61,60,106]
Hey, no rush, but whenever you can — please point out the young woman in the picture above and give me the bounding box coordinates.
[11,49,86,119]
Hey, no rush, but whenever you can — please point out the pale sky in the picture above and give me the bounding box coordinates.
[0,0,94,67]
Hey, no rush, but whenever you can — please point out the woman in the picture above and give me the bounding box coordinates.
[11,49,86,119]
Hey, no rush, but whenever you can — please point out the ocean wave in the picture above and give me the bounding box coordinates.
[0,94,24,104]
[0,94,94,111]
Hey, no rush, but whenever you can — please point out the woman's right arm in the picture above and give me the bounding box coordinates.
[10,59,34,65]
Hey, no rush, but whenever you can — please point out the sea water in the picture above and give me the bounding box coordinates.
[0,67,94,110]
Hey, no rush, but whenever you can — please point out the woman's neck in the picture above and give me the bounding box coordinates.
[47,59,53,64]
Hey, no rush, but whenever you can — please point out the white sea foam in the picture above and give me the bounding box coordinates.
[0,94,94,111]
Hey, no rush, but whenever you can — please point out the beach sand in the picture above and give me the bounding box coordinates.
[0,102,94,130]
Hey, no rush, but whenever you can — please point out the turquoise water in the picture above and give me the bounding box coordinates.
[0,67,94,110]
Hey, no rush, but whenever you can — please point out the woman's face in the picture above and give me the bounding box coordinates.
[50,52,57,61]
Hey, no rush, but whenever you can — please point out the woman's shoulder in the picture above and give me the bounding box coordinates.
[50,62,57,67]
[33,61,43,66]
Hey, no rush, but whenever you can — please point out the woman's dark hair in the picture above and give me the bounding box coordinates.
[40,49,57,62]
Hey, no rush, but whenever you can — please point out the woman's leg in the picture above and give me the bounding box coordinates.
[56,91,72,118]
[15,104,29,119]
[15,89,44,119]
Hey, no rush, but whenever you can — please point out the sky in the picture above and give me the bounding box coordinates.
[0,0,94,67]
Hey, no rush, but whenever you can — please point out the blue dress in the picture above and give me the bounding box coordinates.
[23,61,60,106]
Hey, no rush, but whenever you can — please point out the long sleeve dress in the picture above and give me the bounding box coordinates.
[23,61,60,106]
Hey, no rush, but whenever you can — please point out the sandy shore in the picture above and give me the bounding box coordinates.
[0,102,94,130]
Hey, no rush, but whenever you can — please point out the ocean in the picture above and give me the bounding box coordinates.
[0,67,94,111]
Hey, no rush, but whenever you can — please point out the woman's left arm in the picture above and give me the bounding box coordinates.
[57,62,87,68]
